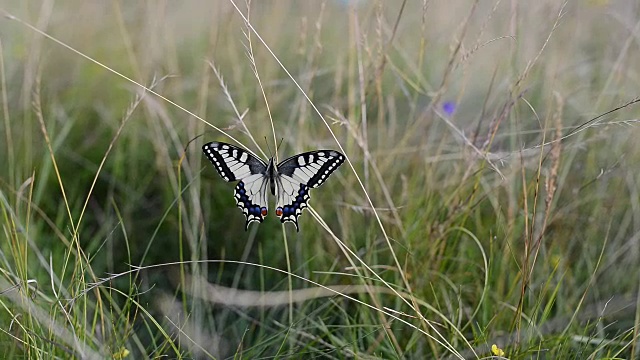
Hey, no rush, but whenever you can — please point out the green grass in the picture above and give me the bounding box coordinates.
[2,0,640,358]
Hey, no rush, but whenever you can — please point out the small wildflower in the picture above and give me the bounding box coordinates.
[113,347,130,359]
[491,344,505,357]
[442,101,456,116]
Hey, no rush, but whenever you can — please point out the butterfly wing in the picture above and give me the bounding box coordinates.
[275,150,345,231]
[202,142,269,230]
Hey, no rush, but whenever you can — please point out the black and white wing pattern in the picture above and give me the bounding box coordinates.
[203,141,345,231]
[202,142,269,229]
[275,150,345,231]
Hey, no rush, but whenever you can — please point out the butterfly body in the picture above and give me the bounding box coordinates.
[202,141,345,231]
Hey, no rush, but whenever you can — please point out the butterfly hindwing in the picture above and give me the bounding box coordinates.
[275,150,345,231]
[234,174,269,229]
[202,142,269,229]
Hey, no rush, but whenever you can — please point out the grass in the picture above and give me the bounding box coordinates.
[1,0,640,358]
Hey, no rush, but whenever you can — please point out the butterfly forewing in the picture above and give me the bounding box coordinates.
[202,142,267,181]
[202,142,269,229]
[275,150,345,231]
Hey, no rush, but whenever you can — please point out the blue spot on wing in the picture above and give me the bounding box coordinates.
[234,181,266,230]
[279,184,311,232]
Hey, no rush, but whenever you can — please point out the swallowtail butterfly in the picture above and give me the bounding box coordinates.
[202,141,345,231]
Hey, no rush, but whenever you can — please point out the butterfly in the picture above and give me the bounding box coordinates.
[202,141,345,231]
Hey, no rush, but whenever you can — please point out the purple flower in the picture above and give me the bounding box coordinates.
[443,101,456,115]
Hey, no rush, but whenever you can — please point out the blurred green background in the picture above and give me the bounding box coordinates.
[1,0,640,358]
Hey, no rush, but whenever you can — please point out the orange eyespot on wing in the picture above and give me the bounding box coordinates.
[276,207,283,217]
[261,207,268,216]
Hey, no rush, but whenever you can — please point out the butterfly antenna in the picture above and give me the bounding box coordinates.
[273,138,285,162]
[264,136,274,159]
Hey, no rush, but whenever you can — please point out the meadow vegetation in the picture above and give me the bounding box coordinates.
[1,1,640,358]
